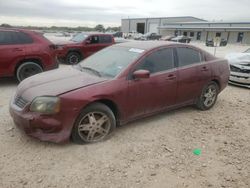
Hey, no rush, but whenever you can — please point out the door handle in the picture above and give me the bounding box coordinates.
[12,48,23,52]
[165,74,176,80]
[201,66,209,71]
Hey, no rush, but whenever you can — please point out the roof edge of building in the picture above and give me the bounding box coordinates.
[121,16,207,22]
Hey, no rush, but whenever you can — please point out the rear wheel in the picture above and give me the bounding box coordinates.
[71,103,116,144]
[66,52,81,64]
[16,62,43,82]
[196,81,219,110]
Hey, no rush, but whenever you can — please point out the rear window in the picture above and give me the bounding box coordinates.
[99,35,112,43]
[13,32,33,44]
[176,47,201,67]
[0,31,33,45]
[0,31,14,45]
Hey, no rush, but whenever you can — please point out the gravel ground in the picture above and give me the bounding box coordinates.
[0,42,250,188]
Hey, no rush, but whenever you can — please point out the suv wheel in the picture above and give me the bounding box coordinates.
[196,81,219,110]
[71,103,116,144]
[16,62,43,82]
[66,52,81,64]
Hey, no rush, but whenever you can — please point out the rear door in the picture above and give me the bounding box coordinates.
[99,35,113,48]
[175,47,204,104]
[127,48,177,118]
[0,31,26,77]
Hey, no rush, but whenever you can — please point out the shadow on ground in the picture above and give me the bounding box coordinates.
[0,78,18,87]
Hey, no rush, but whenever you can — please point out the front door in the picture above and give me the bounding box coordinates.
[127,48,177,119]
[83,35,103,57]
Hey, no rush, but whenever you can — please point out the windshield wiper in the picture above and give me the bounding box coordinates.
[80,66,102,77]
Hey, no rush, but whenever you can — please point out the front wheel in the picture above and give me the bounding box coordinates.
[71,103,116,144]
[66,52,81,64]
[196,81,219,110]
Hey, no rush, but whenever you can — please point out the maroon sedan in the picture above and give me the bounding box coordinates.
[10,41,230,144]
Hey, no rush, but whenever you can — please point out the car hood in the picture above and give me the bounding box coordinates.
[55,40,81,45]
[16,66,108,101]
[225,53,250,66]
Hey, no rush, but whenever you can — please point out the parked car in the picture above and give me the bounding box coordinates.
[225,48,250,88]
[105,31,123,38]
[171,35,191,43]
[206,39,228,47]
[113,31,123,38]
[114,38,131,44]
[0,28,58,82]
[160,35,175,41]
[135,32,162,40]
[56,33,115,64]
[124,31,142,39]
[10,41,229,144]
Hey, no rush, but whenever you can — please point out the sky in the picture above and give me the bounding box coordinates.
[0,0,250,27]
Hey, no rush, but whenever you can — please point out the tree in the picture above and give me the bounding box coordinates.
[0,23,12,28]
[94,24,105,32]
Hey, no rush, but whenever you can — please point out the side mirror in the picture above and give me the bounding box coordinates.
[133,70,150,80]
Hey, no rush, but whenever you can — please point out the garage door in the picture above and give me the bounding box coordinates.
[149,23,158,33]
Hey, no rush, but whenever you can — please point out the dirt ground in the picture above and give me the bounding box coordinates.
[0,42,250,188]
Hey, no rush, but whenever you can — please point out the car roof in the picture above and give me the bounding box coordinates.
[80,32,113,36]
[114,41,190,50]
[0,27,21,32]
[0,27,37,34]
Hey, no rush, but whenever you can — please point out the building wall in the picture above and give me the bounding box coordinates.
[121,19,130,33]
[228,32,238,43]
[122,17,250,44]
[206,31,228,40]
[147,19,161,33]
[159,30,175,36]
[121,17,207,34]
[201,31,207,41]
[243,32,250,44]
[161,17,206,25]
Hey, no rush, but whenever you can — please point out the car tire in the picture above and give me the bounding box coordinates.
[16,62,43,82]
[196,81,219,111]
[66,52,81,64]
[71,103,116,144]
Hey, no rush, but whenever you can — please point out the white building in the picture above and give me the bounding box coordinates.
[121,16,250,44]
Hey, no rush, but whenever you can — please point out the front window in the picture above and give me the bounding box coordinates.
[71,33,89,42]
[136,48,175,74]
[79,46,143,77]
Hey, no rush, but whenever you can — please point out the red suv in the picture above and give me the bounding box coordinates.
[56,33,115,64]
[0,28,58,82]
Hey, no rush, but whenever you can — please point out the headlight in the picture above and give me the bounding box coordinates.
[30,96,60,114]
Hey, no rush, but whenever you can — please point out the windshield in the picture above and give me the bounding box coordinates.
[79,46,143,77]
[71,33,89,42]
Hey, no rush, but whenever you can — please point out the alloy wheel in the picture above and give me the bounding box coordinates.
[78,112,111,142]
[202,85,217,107]
[69,55,79,64]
